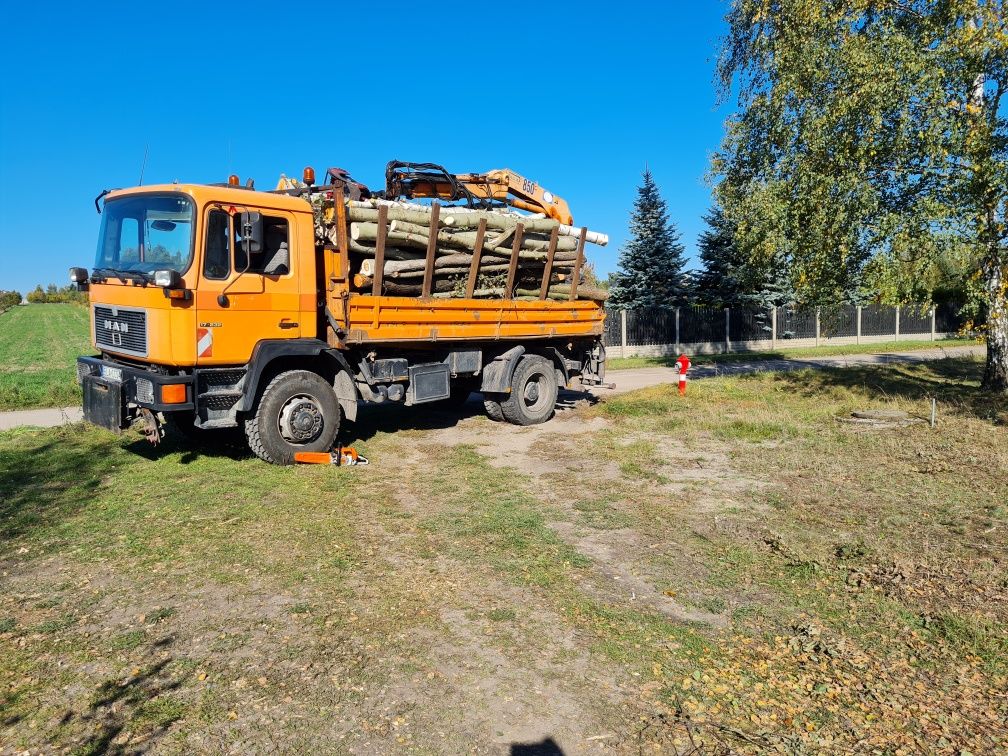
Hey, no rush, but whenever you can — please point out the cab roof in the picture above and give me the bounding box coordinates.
[104,183,313,213]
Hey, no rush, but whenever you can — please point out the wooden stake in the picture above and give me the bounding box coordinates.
[333,186,349,280]
[465,218,487,299]
[371,204,388,297]
[539,226,559,300]
[505,222,524,300]
[569,226,587,301]
[421,202,440,298]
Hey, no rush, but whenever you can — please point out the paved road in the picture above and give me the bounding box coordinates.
[589,344,984,396]
[0,345,983,432]
[0,405,85,431]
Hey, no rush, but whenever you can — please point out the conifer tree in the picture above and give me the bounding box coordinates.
[695,206,743,306]
[695,206,793,309]
[609,170,688,309]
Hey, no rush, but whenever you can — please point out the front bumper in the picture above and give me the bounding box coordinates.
[77,356,194,432]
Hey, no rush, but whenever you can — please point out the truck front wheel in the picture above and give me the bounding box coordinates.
[500,355,558,426]
[244,370,341,464]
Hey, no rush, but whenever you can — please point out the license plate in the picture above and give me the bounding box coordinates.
[101,365,123,382]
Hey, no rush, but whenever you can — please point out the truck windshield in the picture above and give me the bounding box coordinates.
[94,194,195,275]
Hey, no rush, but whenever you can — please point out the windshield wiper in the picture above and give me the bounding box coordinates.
[91,267,153,286]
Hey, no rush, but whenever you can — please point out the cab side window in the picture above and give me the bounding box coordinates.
[204,210,231,279]
[235,215,290,276]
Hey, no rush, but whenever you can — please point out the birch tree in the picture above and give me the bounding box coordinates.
[714,0,1008,390]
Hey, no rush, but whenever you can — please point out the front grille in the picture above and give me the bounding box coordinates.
[94,305,148,357]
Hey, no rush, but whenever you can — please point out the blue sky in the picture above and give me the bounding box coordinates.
[0,1,731,295]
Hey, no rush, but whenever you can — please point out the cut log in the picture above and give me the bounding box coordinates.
[358,254,576,278]
[515,284,609,302]
[323,197,610,301]
[347,205,439,226]
[360,254,476,277]
[386,219,578,254]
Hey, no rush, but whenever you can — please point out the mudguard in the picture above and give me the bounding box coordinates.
[480,345,526,394]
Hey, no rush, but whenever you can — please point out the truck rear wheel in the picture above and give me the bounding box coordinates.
[244,370,341,465]
[500,355,558,426]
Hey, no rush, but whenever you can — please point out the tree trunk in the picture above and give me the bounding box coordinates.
[981,248,1008,392]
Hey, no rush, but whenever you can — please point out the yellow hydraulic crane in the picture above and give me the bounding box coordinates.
[382,161,574,226]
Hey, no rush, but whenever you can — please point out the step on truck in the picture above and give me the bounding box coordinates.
[72,162,608,464]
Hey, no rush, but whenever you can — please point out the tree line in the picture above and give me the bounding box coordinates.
[27,284,88,304]
[609,169,973,314]
[1,286,90,309]
[0,291,23,311]
[611,2,1004,391]
[608,170,797,313]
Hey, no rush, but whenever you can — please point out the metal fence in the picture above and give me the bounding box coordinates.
[604,303,968,357]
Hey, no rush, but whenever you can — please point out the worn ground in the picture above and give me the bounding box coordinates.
[1,354,1005,754]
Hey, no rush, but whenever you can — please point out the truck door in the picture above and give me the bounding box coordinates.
[195,207,302,365]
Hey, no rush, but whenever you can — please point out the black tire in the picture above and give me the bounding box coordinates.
[500,355,558,426]
[244,370,341,465]
[483,392,506,422]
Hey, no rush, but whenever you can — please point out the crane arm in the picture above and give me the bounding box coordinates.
[382,161,574,225]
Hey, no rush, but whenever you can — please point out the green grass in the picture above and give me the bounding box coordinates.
[607,336,977,370]
[1,355,1005,752]
[0,304,91,410]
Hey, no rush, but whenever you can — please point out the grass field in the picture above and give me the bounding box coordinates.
[0,304,90,411]
[1,355,1004,753]
[0,303,978,411]
[606,337,978,370]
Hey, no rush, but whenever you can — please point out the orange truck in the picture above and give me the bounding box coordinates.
[72,163,607,463]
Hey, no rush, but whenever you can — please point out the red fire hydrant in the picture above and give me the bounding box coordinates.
[674,353,691,396]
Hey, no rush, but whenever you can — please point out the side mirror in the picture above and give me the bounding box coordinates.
[238,211,263,255]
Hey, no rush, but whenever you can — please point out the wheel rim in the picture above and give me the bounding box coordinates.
[521,370,551,413]
[278,394,325,444]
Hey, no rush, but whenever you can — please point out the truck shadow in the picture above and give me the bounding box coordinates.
[125,429,251,465]
[346,389,597,444]
[117,387,600,463]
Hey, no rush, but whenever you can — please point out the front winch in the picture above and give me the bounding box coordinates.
[138,408,164,445]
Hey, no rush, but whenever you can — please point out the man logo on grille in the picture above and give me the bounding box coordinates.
[197,328,213,358]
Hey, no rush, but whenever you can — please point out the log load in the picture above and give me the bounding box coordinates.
[311,196,609,303]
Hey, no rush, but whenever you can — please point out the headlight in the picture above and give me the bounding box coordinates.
[154,270,181,288]
[69,267,89,283]
[135,377,155,404]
